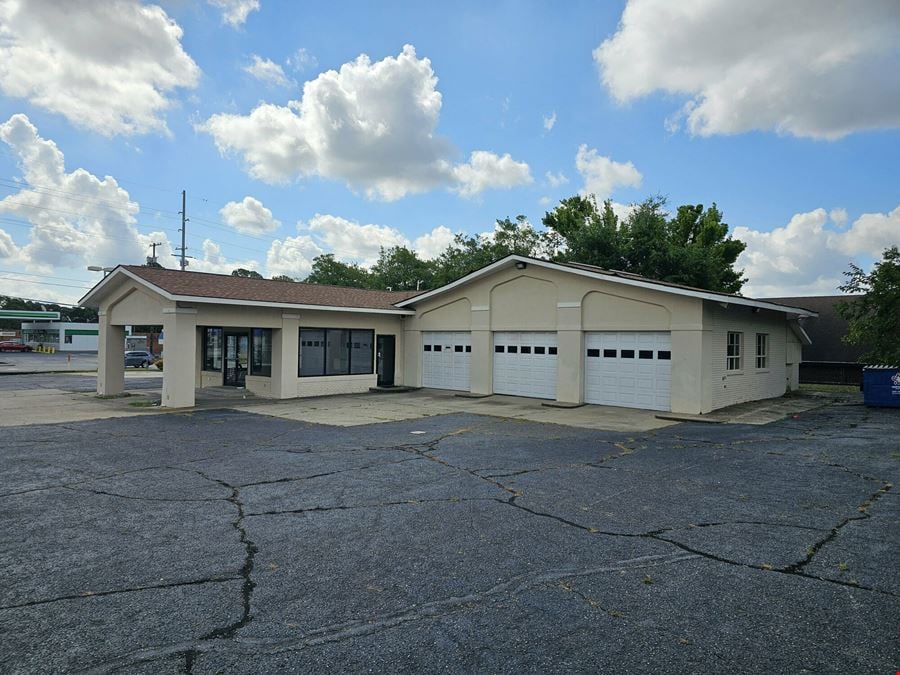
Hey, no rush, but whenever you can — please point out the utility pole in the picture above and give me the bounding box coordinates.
[176,189,188,271]
[147,241,162,266]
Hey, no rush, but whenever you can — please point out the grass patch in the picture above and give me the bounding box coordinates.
[94,393,131,399]
[799,383,860,394]
[128,400,158,408]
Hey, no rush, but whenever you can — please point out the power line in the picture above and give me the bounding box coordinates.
[0,180,181,219]
[0,268,96,283]
[0,275,91,290]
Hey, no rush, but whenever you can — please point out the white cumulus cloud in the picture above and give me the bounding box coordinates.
[200,45,530,200]
[575,144,642,199]
[266,234,322,279]
[0,0,200,136]
[0,114,145,272]
[243,55,291,87]
[413,225,455,260]
[735,206,900,297]
[220,196,281,235]
[452,151,532,199]
[207,0,260,27]
[594,0,900,139]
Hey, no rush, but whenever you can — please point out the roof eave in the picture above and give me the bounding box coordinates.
[396,254,819,317]
[80,268,414,315]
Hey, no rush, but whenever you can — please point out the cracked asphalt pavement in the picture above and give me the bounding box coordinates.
[1,403,898,673]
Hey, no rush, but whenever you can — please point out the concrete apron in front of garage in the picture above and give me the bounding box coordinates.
[0,372,832,431]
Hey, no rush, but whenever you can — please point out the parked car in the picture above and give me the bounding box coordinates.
[0,341,32,352]
[124,350,153,368]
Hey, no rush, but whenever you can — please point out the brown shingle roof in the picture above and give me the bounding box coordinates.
[121,266,420,311]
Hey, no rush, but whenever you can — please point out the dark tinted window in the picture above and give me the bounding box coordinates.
[495,345,504,353]
[657,350,671,360]
[250,328,272,376]
[548,346,557,355]
[349,330,373,374]
[534,346,546,354]
[507,346,518,354]
[587,348,600,357]
[300,328,374,377]
[603,349,616,358]
[203,327,223,371]
[454,345,463,352]
[621,349,635,358]
[424,344,432,351]
[434,345,442,352]
[465,345,471,353]
[521,346,532,354]
[639,350,653,359]
[299,329,325,376]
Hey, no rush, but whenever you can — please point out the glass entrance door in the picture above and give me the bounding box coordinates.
[224,332,249,386]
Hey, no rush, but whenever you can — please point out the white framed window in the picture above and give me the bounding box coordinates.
[756,333,768,369]
[726,332,742,371]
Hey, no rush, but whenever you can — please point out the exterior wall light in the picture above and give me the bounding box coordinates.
[515,261,527,270]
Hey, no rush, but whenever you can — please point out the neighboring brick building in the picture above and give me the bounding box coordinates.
[764,295,867,385]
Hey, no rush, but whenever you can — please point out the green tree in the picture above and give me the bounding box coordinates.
[270,274,295,282]
[0,296,98,330]
[432,215,545,285]
[370,246,435,291]
[303,254,371,287]
[836,246,900,364]
[231,268,264,279]
[541,195,747,293]
[542,196,624,270]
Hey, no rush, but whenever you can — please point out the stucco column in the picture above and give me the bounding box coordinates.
[670,328,712,414]
[97,310,125,396]
[555,303,583,404]
[469,330,492,394]
[161,307,197,408]
[470,304,492,395]
[402,328,422,387]
[272,313,300,398]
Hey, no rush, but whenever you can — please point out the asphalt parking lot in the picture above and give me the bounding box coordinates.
[1,402,897,673]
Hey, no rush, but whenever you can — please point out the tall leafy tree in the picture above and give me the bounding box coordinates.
[541,195,747,293]
[303,254,371,288]
[837,246,900,364]
[270,275,295,282]
[432,216,545,285]
[542,196,624,270]
[231,268,264,279]
[370,246,435,291]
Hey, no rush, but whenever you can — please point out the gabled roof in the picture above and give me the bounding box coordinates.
[396,255,818,317]
[79,266,420,314]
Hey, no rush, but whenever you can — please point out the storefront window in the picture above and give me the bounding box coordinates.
[299,328,374,377]
[203,327,223,371]
[251,328,272,376]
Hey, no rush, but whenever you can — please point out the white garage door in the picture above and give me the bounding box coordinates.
[584,332,671,411]
[422,331,471,391]
[493,332,558,399]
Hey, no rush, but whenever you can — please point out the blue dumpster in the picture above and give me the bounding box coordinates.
[862,366,900,408]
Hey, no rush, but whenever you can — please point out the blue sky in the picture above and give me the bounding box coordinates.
[0,0,897,303]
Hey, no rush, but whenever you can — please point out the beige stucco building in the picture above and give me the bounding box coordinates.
[80,256,815,414]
